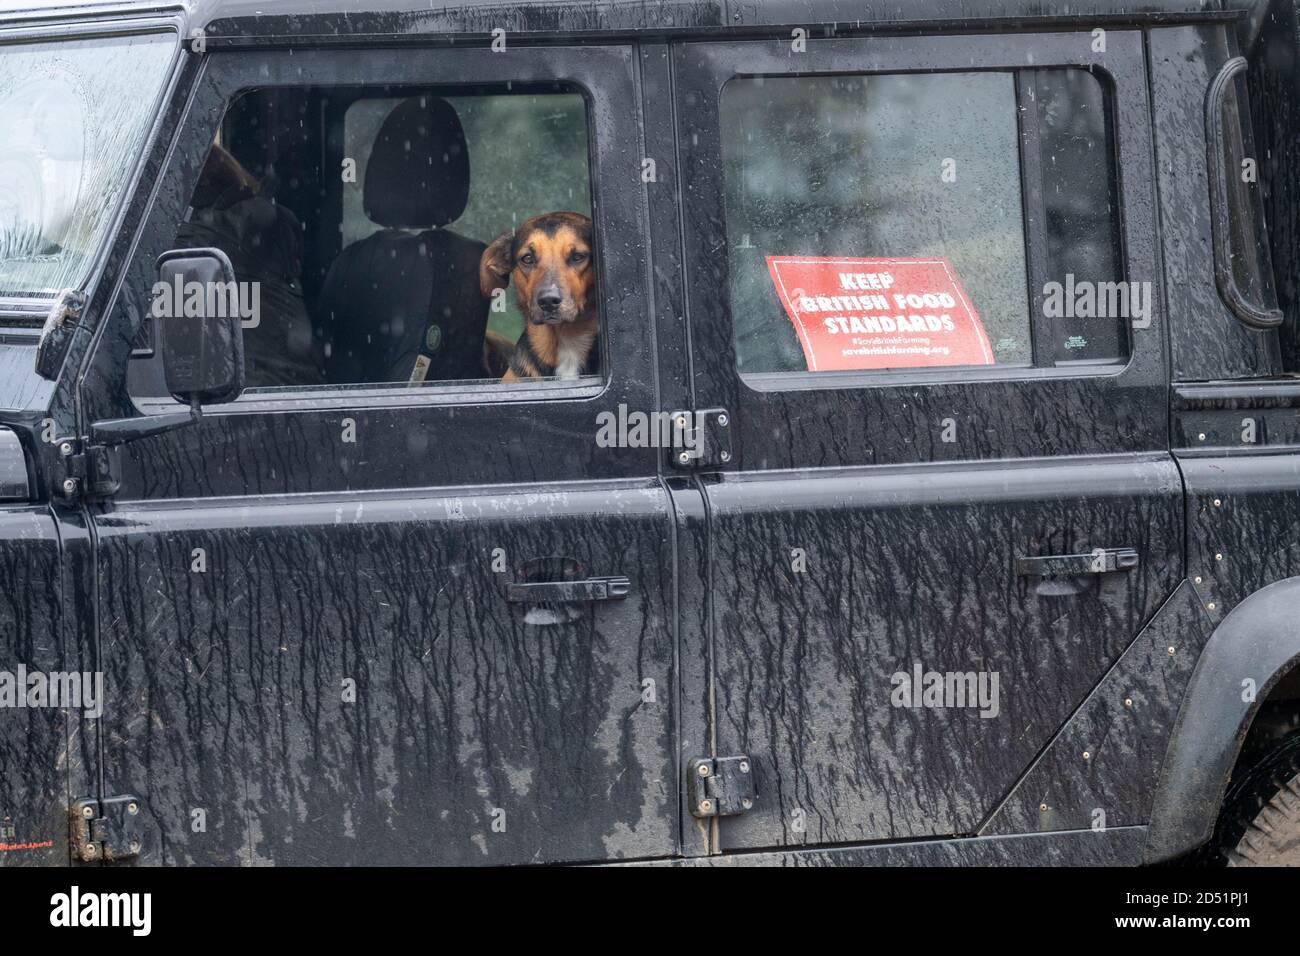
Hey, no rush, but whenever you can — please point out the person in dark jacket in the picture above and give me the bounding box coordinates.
[176,143,325,388]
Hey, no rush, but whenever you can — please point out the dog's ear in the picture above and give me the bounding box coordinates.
[571,214,593,249]
[479,231,515,298]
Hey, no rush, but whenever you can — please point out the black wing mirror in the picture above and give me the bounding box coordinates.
[156,247,246,405]
[87,248,247,450]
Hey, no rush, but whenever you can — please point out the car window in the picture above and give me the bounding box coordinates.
[0,32,175,299]
[341,93,591,347]
[720,67,1126,378]
[130,83,596,397]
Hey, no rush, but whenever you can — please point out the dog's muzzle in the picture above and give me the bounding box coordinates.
[530,281,575,324]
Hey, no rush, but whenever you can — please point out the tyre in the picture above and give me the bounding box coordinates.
[1214,731,1300,866]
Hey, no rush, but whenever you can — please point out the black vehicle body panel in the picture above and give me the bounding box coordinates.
[670,28,1186,852]
[1146,577,1300,861]
[74,41,686,864]
[665,826,1149,866]
[0,0,1297,866]
[0,508,66,865]
[95,484,679,864]
[3,1,1251,36]
[695,459,1183,848]
[981,582,1215,838]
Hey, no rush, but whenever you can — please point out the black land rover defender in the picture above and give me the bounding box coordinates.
[1,0,1299,868]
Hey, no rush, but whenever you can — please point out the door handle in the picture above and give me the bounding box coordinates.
[505,576,631,604]
[1016,548,1139,578]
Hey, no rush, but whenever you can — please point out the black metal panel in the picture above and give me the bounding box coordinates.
[3,0,1246,46]
[97,483,678,864]
[0,429,29,501]
[664,825,1147,866]
[0,508,66,866]
[201,0,727,40]
[56,508,100,864]
[666,478,714,857]
[640,41,693,417]
[981,582,1213,835]
[0,344,54,418]
[186,0,1249,43]
[1149,24,1281,380]
[1180,451,1300,617]
[1173,380,1300,449]
[703,457,1181,849]
[727,0,1248,26]
[1146,577,1300,862]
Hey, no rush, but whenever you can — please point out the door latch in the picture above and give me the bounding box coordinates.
[505,575,631,603]
[688,755,755,818]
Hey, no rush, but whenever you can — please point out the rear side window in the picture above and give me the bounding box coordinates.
[720,67,1127,378]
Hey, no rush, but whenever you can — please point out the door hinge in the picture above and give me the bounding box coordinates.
[688,755,755,818]
[669,408,732,471]
[71,795,146,863]
[55,438,119,502]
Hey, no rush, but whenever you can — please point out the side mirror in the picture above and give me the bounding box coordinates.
[156,247,245,406]
[74,248,248,469]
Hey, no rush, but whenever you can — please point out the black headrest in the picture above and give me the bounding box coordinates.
[364,95,470,229]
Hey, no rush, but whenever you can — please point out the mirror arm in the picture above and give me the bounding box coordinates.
[90,403,202,447]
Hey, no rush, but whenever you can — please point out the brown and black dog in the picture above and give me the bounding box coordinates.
[479,212,598,381]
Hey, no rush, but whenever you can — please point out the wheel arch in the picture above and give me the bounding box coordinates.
[1145,577,1300,863]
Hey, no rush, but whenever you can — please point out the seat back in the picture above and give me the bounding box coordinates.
[319,95,489,385]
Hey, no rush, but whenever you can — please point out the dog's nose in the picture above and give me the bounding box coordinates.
[537,288,563,312]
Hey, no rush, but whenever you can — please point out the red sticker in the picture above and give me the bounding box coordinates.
[765,256,994,371]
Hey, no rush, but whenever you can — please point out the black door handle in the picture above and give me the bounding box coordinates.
[505,576,631,604]
[1017,548,1139,578]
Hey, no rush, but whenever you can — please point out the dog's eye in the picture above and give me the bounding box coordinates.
[568,251,589,265]
[519,252,537,267]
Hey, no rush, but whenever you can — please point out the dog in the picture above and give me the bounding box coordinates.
[479,212,598,381]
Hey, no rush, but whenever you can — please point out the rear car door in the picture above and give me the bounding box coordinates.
[79,41,679,865]
[673,30,1184,851]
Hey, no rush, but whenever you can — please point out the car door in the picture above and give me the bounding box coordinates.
[78,42,681,865]
[672,30,1184,851]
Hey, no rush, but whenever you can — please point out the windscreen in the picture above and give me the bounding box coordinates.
[0,31,176,299]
